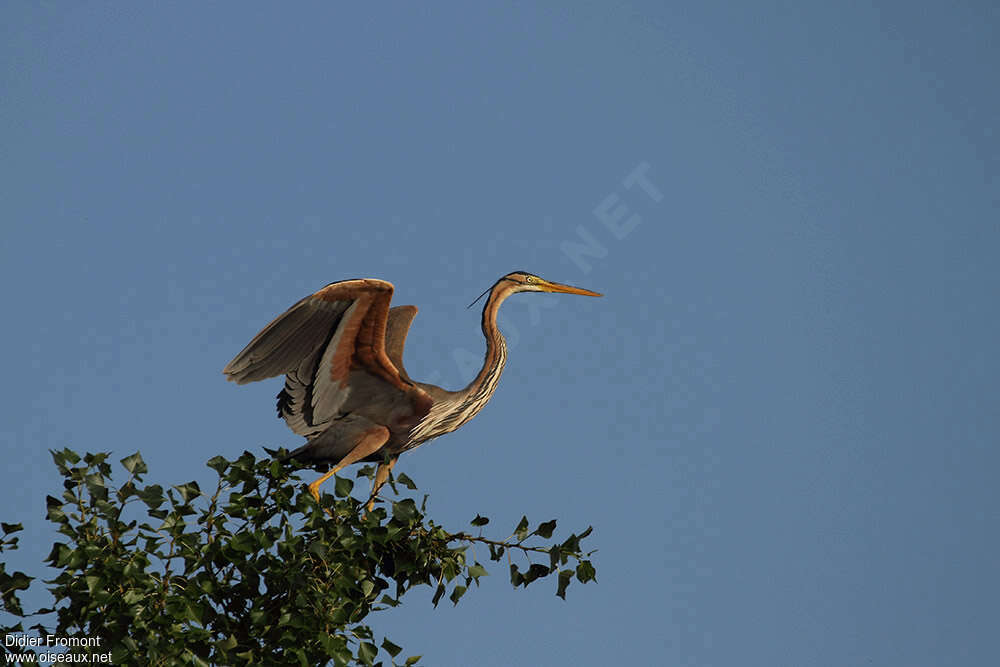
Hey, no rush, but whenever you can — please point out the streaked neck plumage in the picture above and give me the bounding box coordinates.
[408,282,514,445]
[459,280,511,401]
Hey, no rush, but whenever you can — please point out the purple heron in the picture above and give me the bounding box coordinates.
[223,271,601,509]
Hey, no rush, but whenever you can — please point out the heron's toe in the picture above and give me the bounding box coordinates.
[308,483,322,503]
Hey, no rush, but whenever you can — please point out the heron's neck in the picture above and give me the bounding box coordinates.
[408,286,513,445]
[460,288,509,401]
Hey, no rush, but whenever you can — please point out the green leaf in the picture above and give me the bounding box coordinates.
[123,589,144,605]
[174,481,201,503]
[50,448,66,468]
[522,563,549,585]
[405,656,422,666]
[334,475,354,498]
[120,452,147,475]
[381,638,402,658]
[206,456,229,474]
[358,641,378,666]
[1,570,31,593]
[85,474,108,502]
[534,519,557,538]
[561,532,581,553]
[44,543,69,567]
[470,514,489,527]
[185,600,204,623]
[514,516,530,541]
[576,560,597,583]
[55,448,80,466]
[45,496,65,523]
[230,532,256,553]
[137,484,165,509]
[548,546,562,571]
[1,522,23,535]
[509,564,523,587]
[431,583,446,607]
[556,569,573,599]
[392,498,419,523]
[467,563,489,579]
[449,585,467,605]
[396,472,418,490]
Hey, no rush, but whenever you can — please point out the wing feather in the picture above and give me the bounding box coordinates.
[385,305,417,382]
[223,279,432,438]
[310,298,367,423]
[222,297,350,384]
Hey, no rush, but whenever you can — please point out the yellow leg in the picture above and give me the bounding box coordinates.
[307,426,390,505]
[366,456,398,512]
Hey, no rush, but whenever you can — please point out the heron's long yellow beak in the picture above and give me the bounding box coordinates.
[538,279,603,297]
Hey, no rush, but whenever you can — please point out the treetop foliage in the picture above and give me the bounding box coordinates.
[1,448,596,665]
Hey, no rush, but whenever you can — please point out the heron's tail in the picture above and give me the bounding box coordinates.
[263,442,312,463]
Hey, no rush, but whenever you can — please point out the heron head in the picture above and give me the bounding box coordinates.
[469,271,604,308]
[502,271,603,297]
[468,271,602,308]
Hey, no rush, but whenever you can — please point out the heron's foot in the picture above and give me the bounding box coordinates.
[307,482,336,519]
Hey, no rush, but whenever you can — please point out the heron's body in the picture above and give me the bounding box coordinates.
[223,271,600,507]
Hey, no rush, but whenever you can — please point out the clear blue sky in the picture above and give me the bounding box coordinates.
[3,3,998,665]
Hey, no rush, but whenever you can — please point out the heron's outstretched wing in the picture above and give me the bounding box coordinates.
[222,279,430,437]
[385,305,417,384]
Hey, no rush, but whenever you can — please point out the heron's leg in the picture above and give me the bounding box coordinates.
[307,425,390,505]
[366,455,398,513]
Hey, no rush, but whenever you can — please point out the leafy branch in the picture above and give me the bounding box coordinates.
[1,448,597,665]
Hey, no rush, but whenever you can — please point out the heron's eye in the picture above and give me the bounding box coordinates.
[525,276,535,284]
